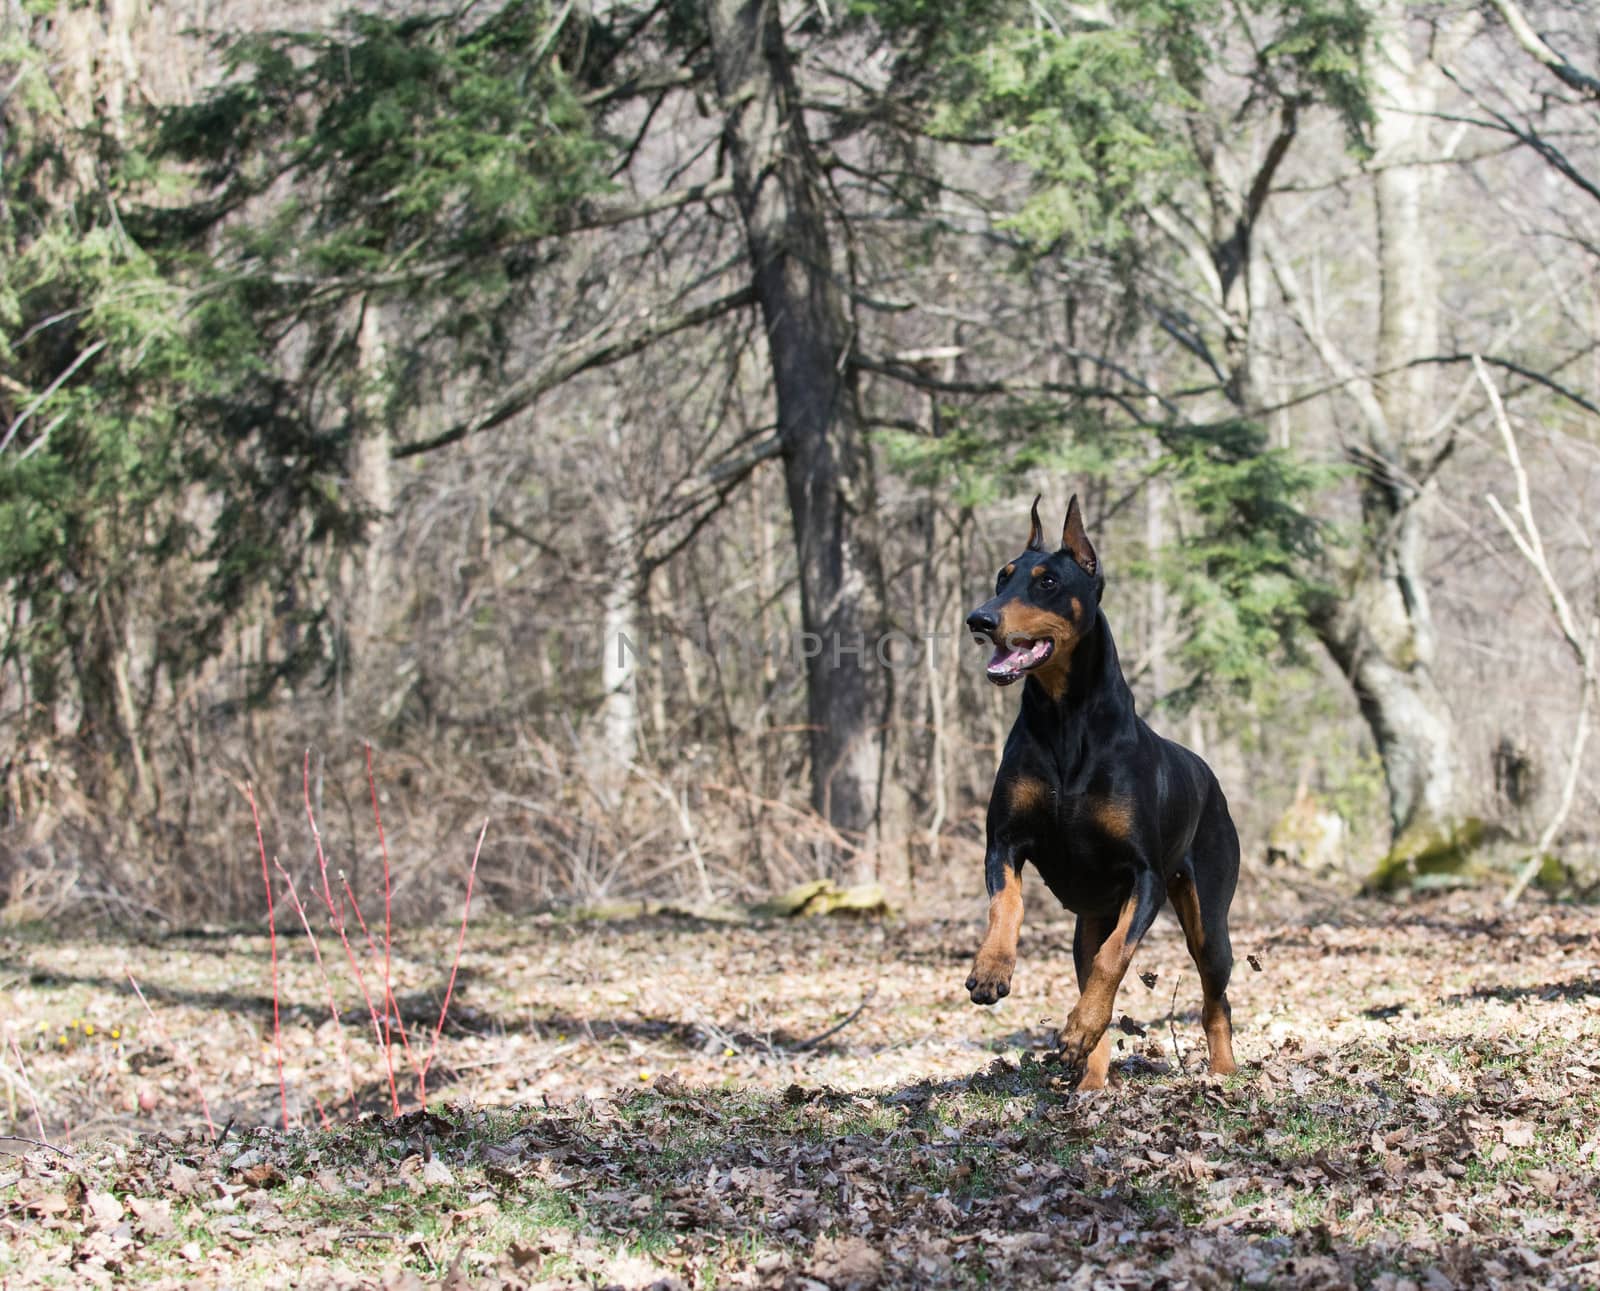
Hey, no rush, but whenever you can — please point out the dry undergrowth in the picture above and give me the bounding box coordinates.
[1,890,1597,1288]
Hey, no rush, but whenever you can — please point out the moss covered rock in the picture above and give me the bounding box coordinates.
[1266,792,1348,875]
[752,878,892,919]
[1368,817,1487,892]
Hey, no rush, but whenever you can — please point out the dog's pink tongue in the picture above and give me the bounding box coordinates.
[986,643,1028,684]
[987,638,1051,684]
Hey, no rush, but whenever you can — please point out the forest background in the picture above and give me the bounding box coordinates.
[2,0,1599,924]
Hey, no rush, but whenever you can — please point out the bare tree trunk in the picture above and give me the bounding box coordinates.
[1156,8,1476,864]
[347,301,393,658]
[707,0,887,871]
[1313,4,1473,865]
[1262,5,1479,867]
[1313,596,1464,852]
[329,300,396,729]
[594,422,639,806]
[1145,444,1169,701]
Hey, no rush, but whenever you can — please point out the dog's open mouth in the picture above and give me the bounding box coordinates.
[985,637,1054,685]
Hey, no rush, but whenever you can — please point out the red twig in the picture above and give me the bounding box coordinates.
[421,820,487,1105]
[366,744,395,1064]
[341,874,421,1085]
[125,970,215,1139]
[6,1033,48,1145]
[275,861,360,1114]
[246,783,289,1131]
[304,751,400,1116]
[340,870,416,1062]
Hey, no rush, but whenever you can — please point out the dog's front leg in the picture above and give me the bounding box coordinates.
[966,846,1024,1005]
[1058,869,1163,1087]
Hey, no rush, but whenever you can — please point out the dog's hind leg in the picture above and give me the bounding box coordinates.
[1168,793,1240,1075]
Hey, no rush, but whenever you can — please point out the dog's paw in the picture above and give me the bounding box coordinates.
[1055,1011,1105,1073]
[965,955,1014,1005]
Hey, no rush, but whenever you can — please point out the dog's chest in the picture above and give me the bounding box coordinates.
[1026,793,1138,914]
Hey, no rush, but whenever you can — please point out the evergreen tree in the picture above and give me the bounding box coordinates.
[876,0,1368,703]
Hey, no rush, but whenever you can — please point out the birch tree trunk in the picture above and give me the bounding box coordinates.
[707,0,888,872]
[346,301,394,665]
[594,423,639,807]
[1181,0,1479,867]
[1309,3,1477,868]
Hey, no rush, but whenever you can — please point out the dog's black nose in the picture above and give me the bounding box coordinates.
[966,608,999,636]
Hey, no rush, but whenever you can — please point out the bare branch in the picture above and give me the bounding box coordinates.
[1242,103,1300,235]
[1428,97,1600,208]
[0,340,108,454]
[582,65,703,109]
[247,179,737,296]
[1504,617,1597,908]
[1244,345,1600,425]
[1418,352,1600,420]
[1147,205,1228,323]
[1487,0,1600,102]
[392,286,757,458]
[852,352,1173,416]
[1206,100,1301,304]
[580,177,736,231]
[1476,356,1600,906]
[1261,232,1390,446]
[637,432,783,573]
[1477,355,1588,659]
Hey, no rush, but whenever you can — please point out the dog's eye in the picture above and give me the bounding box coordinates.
[995,571,1007,592]
[1038,574,1057,591]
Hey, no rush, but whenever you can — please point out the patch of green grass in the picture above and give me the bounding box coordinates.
[1131,1182,1205,1227]
[1048,1141,1093,1171]
[1185,1087,1358,1162]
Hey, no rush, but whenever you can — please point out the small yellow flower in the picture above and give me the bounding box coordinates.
[57,1034,67,1046]
[84,1024,95,1036]
[638,1070,652,1082]
[110,1029,121,1040]
[723,1048,735,1057]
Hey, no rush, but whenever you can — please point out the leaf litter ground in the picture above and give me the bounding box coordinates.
[1,888,1598,1288]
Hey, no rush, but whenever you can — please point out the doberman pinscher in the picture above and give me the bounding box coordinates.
[963,494,1239,1090]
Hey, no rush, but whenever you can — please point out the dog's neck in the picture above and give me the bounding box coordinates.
[1020,611,1134,730]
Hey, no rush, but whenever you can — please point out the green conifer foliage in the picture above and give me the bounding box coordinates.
[875,0,1368,703]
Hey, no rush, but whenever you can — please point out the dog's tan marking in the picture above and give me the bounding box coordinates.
[1203,1000,1237,1075]
[1058,891,1141,1080]
[996,603,1078,700]
[1077,1031,1114,1091]
[1030,564,1047,578]
[1002,563,1016,579]
[969,868,1023,1002]
[1168,876,1206,955]
[1089,796,1134,841]
[1008,776,1049,815]
[1168,876,1236,1074]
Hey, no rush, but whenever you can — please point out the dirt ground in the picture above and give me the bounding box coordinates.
[1,883,1598,1288]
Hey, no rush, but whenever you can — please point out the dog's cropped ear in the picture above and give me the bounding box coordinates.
[1061,494,1098,576]
[1025,493,1045,551]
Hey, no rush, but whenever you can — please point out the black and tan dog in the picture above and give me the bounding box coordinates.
[963,494,1239,1090]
